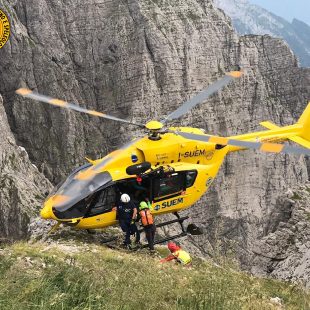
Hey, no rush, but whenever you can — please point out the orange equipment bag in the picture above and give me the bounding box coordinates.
[140,208,154,226]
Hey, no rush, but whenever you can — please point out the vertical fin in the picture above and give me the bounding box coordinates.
[298,102,310,141]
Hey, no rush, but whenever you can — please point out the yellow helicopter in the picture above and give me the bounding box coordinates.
[16,70,310,243]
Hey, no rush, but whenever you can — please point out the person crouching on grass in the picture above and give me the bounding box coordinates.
[160,242,192,267]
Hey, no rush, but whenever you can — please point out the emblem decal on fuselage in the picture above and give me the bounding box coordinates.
[131,154,138,163]
[156,153,169,160]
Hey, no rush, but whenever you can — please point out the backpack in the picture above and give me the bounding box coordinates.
[139,208,154,226]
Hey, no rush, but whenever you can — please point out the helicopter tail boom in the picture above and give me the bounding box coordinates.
[176,101,310,156]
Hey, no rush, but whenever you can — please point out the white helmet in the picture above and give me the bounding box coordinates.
[121,193,130,203]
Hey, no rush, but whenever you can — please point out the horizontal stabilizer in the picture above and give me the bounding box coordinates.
[260,121,280,130]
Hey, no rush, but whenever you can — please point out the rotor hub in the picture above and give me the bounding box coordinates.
[145,121,164,131]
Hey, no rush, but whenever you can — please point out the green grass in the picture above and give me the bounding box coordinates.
[0,242,309,310]
[292,192,302,200]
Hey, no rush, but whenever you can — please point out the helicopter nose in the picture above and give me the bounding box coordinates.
[40,206,54,220]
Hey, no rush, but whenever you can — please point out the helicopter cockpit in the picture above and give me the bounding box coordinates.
[83,176,152,219]
[49,163,113,220]
[83,169,197,219]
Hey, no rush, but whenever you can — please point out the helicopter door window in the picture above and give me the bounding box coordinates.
[117,178,151,204]
[153,173,185,201]
[186,170,197,188]
[85,186,116,218]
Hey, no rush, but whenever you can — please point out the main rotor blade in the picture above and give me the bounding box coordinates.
[175,131,310,156]
[16,88,145,128]
[161,71,243,124]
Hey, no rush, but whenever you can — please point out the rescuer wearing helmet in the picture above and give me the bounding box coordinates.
[160,242,192,266]
[139,198,156,252]
[116,193,140,248]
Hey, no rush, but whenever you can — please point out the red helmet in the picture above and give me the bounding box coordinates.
[168,242,180,252]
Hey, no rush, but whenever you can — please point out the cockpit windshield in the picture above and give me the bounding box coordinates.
[48,163,92,198]
[50,163,113,219]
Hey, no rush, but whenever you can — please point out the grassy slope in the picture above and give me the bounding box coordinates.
[0,241,309,310]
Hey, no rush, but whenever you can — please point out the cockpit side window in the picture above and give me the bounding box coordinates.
[84,186,116,218]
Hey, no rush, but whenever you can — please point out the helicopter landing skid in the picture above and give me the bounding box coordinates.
[47,222,61,235]
[141,232,188,248]
[141,213,189,248]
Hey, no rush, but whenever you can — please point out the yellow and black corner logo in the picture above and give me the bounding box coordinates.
[0,9,10,49]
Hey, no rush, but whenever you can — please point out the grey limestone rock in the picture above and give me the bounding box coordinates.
[251,183,310,288]
[0,93,51,240]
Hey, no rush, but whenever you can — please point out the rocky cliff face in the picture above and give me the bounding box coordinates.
[0,0,309,281]
[251,183,310,288]
[0,93,51,240]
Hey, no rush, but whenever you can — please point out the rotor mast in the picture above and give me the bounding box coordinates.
[145,121,164,140]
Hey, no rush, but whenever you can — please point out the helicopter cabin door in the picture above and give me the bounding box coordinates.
[116,177,152,205]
